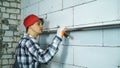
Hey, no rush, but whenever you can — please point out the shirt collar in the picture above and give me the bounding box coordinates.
[23,33,38,43]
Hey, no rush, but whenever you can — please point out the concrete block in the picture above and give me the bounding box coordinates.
[63,0,93,9]
[21,9,26,20]
[0,38,2,47]
[21,3,39,20]
[74,0,118,25]
[2,19,9,25]
[41,61,62,68]
[25,3,39,17]
[63,0,74,9]
[12,43,18,48]
[6,8,20,14]
[46,34,55,44]
[103,28,120,46]
[29,0,39,5]
[0,1,2,5]
[0,59,1,64]
[7,0,15,1]
[10,2,17,8]
[21,0,30,8]
[118,0,120,19]
[2,65,10,68]
[39,34,57,49]
[3,2,9,7]
[8,19,18,25]
[17,14,21,20]
[9,24,17,31]
[0,13,2,18]
[2,55,12,59]
[13,36,20,42]
[2,48,7,54]
[2,24,9,30]
[39,34,50,45]
[3,37,13,42]
[14,31,20,36]
[39,0,62,15]
[0,7,5,12]
[16,0,21,2]
[0,36,2,40]
[17,3,21,8]
[62,64,86,68]
[20,20,26,32]
[7,43,12,48]
[21,0,39,8]
[52,45,74,65]
[7,48,15,54]
[74,46,120,68]
[47,8,73,29]
[2,59,8,64]
[0,24,1,29]
[63,64,75,68]
[10,14,16,19]
[9,59,14,64]
[2,13,9,18]
[5,31,13,36]
[68,30,102,46]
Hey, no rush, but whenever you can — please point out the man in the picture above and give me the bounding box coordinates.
[15,14,66,68]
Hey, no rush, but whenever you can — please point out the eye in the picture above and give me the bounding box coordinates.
[36,20,43,25]
[37,22,40,25]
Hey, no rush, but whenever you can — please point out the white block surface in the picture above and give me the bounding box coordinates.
[44,62,62,68]
[118,0,120,19]
[47,8,73,29]
[53,45,74,65]
[25,4,39,18]
[39,0,62,15]
[63,0,93,9]
[69,30,102,46]
[21,0,39,9]
[62,64,86,68]
[74,47,120,68]
[103,28,120,46]
[29,0,39,5]
[21,3,39,20]
[21,0,30,8]
[74,0,118,25]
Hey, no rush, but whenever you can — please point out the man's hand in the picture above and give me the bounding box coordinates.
[57,27,67,38]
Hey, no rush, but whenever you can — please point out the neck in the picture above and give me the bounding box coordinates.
[27,30,38,39]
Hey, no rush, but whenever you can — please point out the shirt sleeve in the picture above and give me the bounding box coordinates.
[25,35,62,63]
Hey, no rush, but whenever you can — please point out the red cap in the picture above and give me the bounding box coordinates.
[23,14,40,28]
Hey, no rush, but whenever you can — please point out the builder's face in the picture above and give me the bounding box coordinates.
[30,20,43,34]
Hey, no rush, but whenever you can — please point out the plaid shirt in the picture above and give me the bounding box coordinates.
[16,33,62,68]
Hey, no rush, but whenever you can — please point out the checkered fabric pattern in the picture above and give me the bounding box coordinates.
[15,33,62,68]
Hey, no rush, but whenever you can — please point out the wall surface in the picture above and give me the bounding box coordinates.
[0,0,21,68]
[21,0,120,68]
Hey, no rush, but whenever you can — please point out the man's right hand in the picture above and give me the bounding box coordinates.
[57,27,67,38]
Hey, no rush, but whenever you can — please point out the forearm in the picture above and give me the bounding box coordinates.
[40,35,62,63]
[27,35,62,63]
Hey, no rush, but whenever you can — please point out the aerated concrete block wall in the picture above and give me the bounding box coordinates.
[21,0,120,68]
[0,0,21,68]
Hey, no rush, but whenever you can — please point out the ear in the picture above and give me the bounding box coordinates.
[28,25,34,30]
